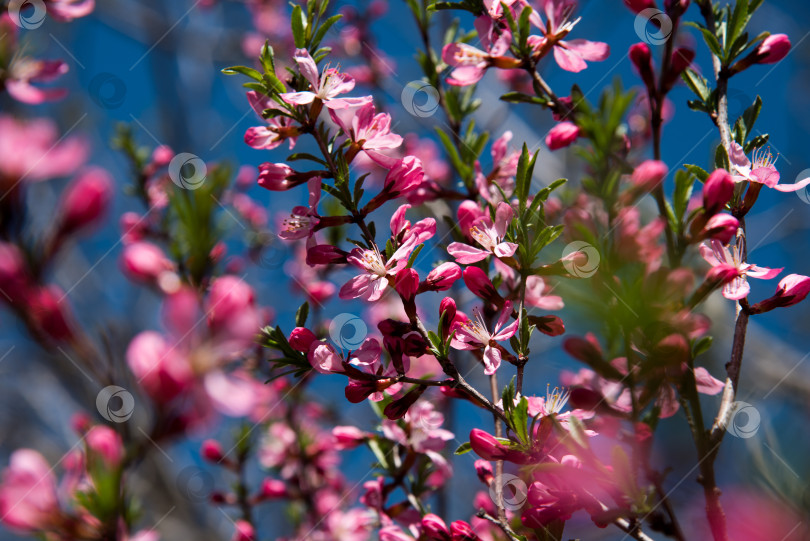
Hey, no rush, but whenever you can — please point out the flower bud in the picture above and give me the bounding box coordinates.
[450,521,478,540]
[332,426,367,450]
[257,163,295,191]
[545,121,580,150]
[306,243,348,265]
[29,285,74,342]
[663,47,695,91]
[422,513,450,540]
[751,274,810,313]
[629,42,655,91]
[701,214,738,244]
[201,439,225,463]
[151,145,174,167]
[0,242,30,304]
[231,520,255,541]
[85,426,124,468]
[121,242,175,284]
[424,262,461,291]
[383,385,427,420]
[260,478,286,499]
[703,169,734,214]
[630,160,668,192]
[474,459,494,485]
[623,0,657,14]
[755,34,790,64]
[394,268,419,300]
[462,266,501,303]
[439,297,457,323]
[57,168,113,236]
[289,327,317,352]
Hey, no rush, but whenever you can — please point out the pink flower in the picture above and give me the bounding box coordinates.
[0,449,60,532]
[56,167,113,236]
[451,301,518,374]
[0,19,69,104]
[700,239,781,300]
[280,177,321,240]
[729,142,810,192]
[384,156,424,197]
[442,19,516,86]
[0,114,87,183]
[447,202,517,263]
[280,49,371,110]
[525,276,564,310]
[340,240,417,302]
[381,400,454,453]
[527,0,610,73]
[127,280,263,417]
[545,121,580,150]
[329,102,402,167]
[244,91,298,151]
[308,342,345,374]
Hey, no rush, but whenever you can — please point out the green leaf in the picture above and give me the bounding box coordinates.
[699,28,725,60]
[295,301,309,327]
[454,442,472,455]
[311,14,343,50]
[260,41,276,75]
[221,65,263,81]
[682,68,710,101]
[291,5,306,48]
[744,133,768,153]
[715,144,730,170]
[673,169,695,227]
[693,336,714,357]
[726,0,749,53]
[684,164,710,183]
[499,91,549,106]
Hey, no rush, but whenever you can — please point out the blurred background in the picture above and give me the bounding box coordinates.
[1,0,809,539]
